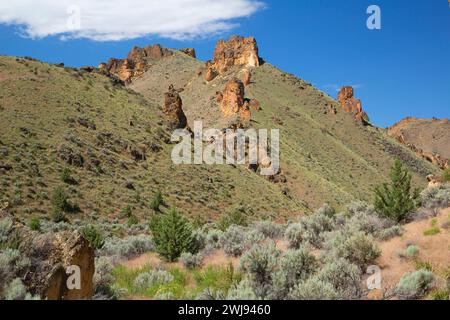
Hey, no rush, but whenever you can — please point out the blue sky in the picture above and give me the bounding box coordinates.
[0,0,449,127]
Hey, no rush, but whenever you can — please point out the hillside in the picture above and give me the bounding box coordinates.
[0,55,303,224]
[0,37,442,225]
[128,37,439,210]
[387,117,449,169]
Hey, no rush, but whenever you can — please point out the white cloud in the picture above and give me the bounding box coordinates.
[0,0,264,41]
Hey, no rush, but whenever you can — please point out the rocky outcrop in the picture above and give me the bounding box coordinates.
[100,44,172,84]
[163,85,188,129]
[205,36,260,82]
[219,79,251,122]
[337,86,369,124]
[180,48,196,58]
[387,117,450,170]
[1,215,96,300]
[242,69,252,86]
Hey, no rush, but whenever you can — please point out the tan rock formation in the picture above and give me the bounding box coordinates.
[19,228,95,300]
[163,85,188,129]
[337,86,369,124]
[220,79,250,121]
[242,69,252,86]
[101,44,172,83]
[204,36,260,82]
[213,36,260,73]
[180,48,196,58]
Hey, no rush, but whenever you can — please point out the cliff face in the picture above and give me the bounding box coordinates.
[387,117,450,169]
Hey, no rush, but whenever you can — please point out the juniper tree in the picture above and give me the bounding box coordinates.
[149,208,196,262]
[374,160,419,222]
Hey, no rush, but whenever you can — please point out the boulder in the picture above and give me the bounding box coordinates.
[19,228,95,300]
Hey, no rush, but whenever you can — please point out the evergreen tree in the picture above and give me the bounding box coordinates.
[149,208,196,262]
[374,160,419,222]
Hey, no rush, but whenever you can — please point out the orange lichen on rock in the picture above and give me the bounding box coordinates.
[338,86,369,123]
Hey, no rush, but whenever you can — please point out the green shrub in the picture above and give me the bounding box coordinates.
[60,167,75,184]
[443,168,450,182]
[205,229,223,250]
[325,230,380,269]
[126,215,139,227]
[226,279,258,300]
[80,225,105,250]
[220,226,247,257]
[0,217,13,244]
[316,258,362,299]
[271,247,318,299]
[396,270,435,299]
[252,221,283,239]
[180,252,204,270]
[93,256,115,297]
[217,206,250,231]
[239,243,280,299]
[149,208,196,262]
[134,269,174,290]
[374,160,419,222]
[401,245,420,259]
[99,235,154,258]
[284,223,305,249]
[3,278,29,300]
[290,277,339,300]
[28,217,41,232]
[150,191,163,211]
[421,184,450,209]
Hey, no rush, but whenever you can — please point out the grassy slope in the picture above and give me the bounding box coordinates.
[132,52,439,210]
[0,56,302,225]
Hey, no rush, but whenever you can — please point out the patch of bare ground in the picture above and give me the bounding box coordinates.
[376,207,450,298]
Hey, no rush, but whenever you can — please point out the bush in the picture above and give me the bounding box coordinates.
[399,245,419,260]
[180,252,204,270]
[396,270,435,299]
[3,278,29,300]
[374,160,419,222]
[252,221,284,239]
[27,217,41,232]
[421,184,450,209]
[0,249,31,282]
[443,168,450,182]
[217,206,250,231]
[239,243,280,299]
[226,280,258,300]
[205,229,223,250]
[0,217,13,244]
[346,202,394,235]
[126,215,139,227]
[325,230,380,269]
[316,258,362,299]
[134,269,174,290]
[60,167,74,184]
[196,288,226,300]
[375,225,404,241]
[80,225,105,250]
[150,191,163,211]
[93,257,115,296]
[99,235,154,258]
[149,208,196,262]
[290,277,339,300]
[271,247,318,299]
[220,226,247,257]
[284,223,305,249]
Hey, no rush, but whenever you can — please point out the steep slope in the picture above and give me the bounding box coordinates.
[387,118,450,169]
[128,37,440,210]
[0,56,304,224]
